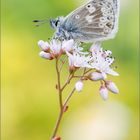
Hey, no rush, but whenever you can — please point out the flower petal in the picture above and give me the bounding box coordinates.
[90,72,105,81]
[90,41,101,52]
[106,69,119,76]
[38,40,49,51]
[62,39,74,52]
[99,86,108,100]
[105,81,119,94]
[39,51,52,60]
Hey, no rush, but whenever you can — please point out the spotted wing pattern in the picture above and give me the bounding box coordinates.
[63,0,120,42]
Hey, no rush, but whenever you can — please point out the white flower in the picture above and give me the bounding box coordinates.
[104,50,112,56]
[50,40,62,56]
[90,72,107,81]
[62,39,74,52]
[39,51,52,60]
[105,81,119,94]
[89,45,119,77]
[38,40,49,51]
[66,52,90,69]
[73,44,86,54]
[75,81,84,92]
[99,86,108,100]
[90,42,101,52]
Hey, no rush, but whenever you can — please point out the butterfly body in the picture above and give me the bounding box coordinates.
[50,0,120,43]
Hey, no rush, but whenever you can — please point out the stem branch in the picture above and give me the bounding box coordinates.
[63,88,76,107]
[51,65,86,139]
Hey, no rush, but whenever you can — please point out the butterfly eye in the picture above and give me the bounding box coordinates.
[55,20,60,27]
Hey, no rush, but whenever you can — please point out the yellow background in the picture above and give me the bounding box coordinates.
[1,0,139,140]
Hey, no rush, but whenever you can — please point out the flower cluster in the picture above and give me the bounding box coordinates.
[38,39,75,59]
[38,39,119,100]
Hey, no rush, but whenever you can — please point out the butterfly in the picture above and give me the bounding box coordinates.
[35,0,120,43]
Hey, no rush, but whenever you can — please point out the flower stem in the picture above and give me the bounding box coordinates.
[55,58,63,109]
[51,60,83,140]
[51,110,63,139]
[51,61,75,139]
[51,59,63,140]
[51,88,76,139]
[61,73,73,92]
[63,88,76,107]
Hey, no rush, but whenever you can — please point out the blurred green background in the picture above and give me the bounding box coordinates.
[1,0,139,140]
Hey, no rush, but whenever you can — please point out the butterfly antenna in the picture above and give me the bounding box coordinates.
[33,19,50,27]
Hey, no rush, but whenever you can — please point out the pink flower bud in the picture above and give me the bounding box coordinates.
[90,72,106,81]
[75,81,84,92]
[52,137,61,140]
[99,86,108,100]
[105,81,119,94]
[38,40,49,51]
[39,51,52,60]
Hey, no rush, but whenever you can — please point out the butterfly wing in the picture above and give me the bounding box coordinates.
[63,0,120,42]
